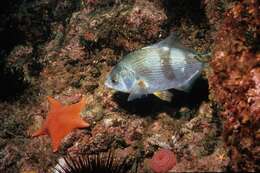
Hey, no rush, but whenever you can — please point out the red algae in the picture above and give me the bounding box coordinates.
[3,0,256,172]
[149,149,177,173]
[207,0,259,171]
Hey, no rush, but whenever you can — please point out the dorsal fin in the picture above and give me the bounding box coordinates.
[145,33,182,49]
[144,33,199,57]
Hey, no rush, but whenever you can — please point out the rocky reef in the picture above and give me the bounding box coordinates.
[0,0,258,172]
[205,0,259,171]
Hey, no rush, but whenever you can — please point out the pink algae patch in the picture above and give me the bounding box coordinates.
[149,149,177,173]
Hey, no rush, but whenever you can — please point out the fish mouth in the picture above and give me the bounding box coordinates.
[104,79,112,89]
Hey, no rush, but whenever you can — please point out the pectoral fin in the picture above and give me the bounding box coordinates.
[153,90,173,102]
[128,92,143,101]
[128,80,148,101]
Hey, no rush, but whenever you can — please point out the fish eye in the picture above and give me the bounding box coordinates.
[111,76,118,84]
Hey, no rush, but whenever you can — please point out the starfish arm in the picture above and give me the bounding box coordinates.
[75,120,90,128]
[49,127,69,152]
[48,120,76,152]
[32,128,47,137]
[51,137,62,152]
[66,97,86,117]
[47,96,62,110]
[79,96,86,109]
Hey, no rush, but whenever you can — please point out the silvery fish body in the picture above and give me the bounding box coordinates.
[105,34,205,101]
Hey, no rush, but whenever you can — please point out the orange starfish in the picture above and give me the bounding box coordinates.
[32,96,90,152]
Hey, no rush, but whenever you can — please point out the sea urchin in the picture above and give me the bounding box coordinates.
[53,151,137,173]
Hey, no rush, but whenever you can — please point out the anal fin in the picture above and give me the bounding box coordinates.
[153,90,173,102]
[128,92,143,101]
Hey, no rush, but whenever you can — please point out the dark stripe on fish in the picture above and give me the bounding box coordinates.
[135,66,153,76]
[159,49,175,80]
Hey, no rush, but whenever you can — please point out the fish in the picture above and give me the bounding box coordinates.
[105,33,208,102]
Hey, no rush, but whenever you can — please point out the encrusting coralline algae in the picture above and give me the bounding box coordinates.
[0,0,258,172]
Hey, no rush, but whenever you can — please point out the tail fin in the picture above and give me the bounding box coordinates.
[195,52,212,63]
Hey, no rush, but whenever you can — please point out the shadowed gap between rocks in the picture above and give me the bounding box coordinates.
[112,77,209,117]
[0,0,81,102]
[163,0,208,26]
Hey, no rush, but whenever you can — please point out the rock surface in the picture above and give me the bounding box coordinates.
[0,0,258,172]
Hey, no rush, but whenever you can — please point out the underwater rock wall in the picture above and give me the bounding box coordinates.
[205,0,259,171]
[0,0,259,172]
